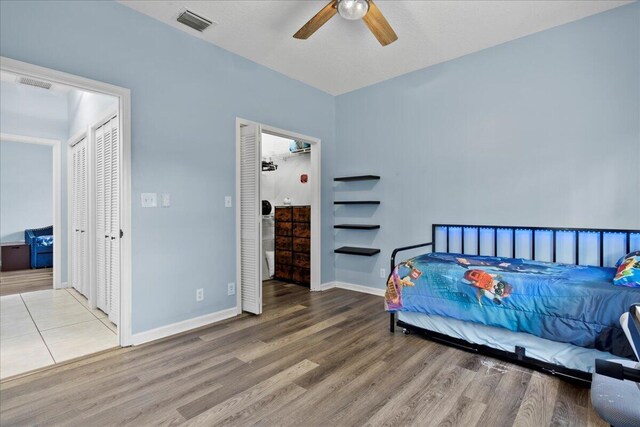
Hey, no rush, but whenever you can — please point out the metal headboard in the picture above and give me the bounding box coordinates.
[390,224,640,273]
[432,224,640,268]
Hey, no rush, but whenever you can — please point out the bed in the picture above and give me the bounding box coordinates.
[387,224,640,384]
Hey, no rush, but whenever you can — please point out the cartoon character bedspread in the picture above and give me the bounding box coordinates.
[385,252,640,357]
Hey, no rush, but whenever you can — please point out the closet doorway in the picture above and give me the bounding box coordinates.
[235,119,321,315]
[69,113,121,328]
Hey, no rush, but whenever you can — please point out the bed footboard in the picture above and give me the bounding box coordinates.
[388,242,433,333]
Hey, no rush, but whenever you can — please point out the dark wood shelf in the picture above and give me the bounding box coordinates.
[334,175,380,182]
[334,224,380,230]
[334,246,381,256]
[334,201,380,205]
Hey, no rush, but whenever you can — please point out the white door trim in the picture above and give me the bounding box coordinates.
[235,118,322,314]
[1,56,133,347]
[0,133,62,289]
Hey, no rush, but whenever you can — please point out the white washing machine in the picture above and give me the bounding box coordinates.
[262,214,275,280]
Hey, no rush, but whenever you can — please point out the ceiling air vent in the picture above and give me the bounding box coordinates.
[17,76,52,90]
[177,9,213,32]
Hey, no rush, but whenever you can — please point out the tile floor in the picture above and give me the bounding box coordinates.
[0,288,117,379]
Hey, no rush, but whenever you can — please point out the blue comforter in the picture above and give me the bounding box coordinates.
[385,252,640,357]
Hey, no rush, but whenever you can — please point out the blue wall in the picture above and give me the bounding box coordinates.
[0,0,336,333]
[334,3,640,290]
[0,141,52,244]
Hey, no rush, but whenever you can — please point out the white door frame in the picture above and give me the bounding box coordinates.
[1,56,133,346]
[0,133,62,289]
[235,118,322,314]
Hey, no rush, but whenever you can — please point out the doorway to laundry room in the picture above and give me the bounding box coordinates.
[236,119,321,316]
[261,133,312,301]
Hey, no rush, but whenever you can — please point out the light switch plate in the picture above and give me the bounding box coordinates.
[141,193,157,208]
[225,196,232,208]
[161,193,170,208]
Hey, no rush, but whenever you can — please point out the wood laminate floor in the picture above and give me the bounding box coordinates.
[0,268,53,297]
[0,280,606,426]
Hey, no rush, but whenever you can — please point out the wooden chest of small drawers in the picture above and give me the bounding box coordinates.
[274,206,310,286]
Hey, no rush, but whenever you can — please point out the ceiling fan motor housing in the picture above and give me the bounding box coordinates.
[337,0,370,20]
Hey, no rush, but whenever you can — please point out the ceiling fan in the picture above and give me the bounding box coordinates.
[293,0,398,46]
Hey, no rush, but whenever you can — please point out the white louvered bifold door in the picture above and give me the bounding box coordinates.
[107,117,120,325]
[71,144,80,292]
[104,120,112,317]
[95,124,107,312]
[79,139,89,297]
[240,124,262,315]
[71,138,89,297]
[94,115,120,325]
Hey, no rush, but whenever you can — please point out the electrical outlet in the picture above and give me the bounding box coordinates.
[380,268,386,278]
[225,196,232,208]
[196,288,204,302]
[228,282,236,296]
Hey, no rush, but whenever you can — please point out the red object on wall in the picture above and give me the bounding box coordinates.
[300,174,308,183]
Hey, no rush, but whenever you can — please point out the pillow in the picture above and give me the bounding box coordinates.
[616,250,640,267]
[614,251,640,288]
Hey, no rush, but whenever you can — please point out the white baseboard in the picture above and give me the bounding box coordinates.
[334,281,385,297]
[55,281,69,290]
[130,307,238,346]
[316,281,337,291]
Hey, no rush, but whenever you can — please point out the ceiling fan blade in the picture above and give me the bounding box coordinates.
[362,0,398,46]
[293,0,338,39]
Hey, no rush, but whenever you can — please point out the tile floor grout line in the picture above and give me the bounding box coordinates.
[96,317,118,336]
[3,289,117,377]
[66,288,110,322]
[63,289,117,336]
[19,293,56,364]
[22,290,110,354]
[38,318,108,334]
[28,290,107,329]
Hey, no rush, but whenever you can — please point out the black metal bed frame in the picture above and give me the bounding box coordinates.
[389,223,640,385]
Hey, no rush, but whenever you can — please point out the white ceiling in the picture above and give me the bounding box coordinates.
[120,0,631,95]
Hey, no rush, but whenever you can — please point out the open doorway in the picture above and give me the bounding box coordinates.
[236,119,321,316]
[0,58,131,379]
[0,135,58,297]
[262,133,312,294]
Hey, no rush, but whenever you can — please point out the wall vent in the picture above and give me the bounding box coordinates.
[17,76,52,90]
[177,9,213,32]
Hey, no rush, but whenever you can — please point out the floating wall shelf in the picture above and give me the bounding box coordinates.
[334,201,380,205]
[334,175,380,182]
[335,246,381,256]
[334,224,380,230]
[334,174,381,258]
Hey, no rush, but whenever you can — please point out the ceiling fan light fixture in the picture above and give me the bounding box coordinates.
[337,0,369,20]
